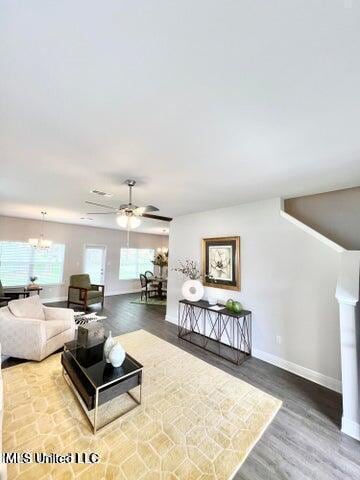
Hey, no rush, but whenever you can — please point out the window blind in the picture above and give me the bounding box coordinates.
[0,241,66,286]
[119,248,154,280]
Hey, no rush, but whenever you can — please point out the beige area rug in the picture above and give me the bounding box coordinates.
[3,330,281,479]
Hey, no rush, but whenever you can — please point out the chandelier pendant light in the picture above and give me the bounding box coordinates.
[28,212,53,249]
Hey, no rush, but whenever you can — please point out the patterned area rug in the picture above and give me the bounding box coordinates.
[74,311,107,326]
[131,297,167,306]
[3,330,281,479]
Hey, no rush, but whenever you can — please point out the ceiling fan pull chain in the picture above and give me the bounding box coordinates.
[127,228,130,248]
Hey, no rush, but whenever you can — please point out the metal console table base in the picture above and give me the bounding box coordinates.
[178,300,252,365]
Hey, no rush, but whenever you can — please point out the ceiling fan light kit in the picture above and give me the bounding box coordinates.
[85,179,172,231]
[116,215,141,229]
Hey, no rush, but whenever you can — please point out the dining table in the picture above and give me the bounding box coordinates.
[150,276,167,299]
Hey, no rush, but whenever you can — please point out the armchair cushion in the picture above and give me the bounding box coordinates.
[87,290,103,300]
[45,320,73,340]
[8,295,45,320]
[70,274,91,289]
[43,306,74,322]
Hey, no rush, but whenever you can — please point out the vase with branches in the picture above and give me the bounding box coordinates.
[173,259,204,301]
[173,259,201,280]
[152,249,169,277]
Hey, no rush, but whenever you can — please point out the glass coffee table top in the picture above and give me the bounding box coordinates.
[64,340,142,388]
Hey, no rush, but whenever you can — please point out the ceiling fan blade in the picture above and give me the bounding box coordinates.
[142,213,172,222]
[85,201,117,210]
[134,205,159,215]
[86,212,116,215]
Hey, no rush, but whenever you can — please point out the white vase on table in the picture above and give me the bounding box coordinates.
[103,331,116,363]
[181,280,204,302]
[109,342,126,367]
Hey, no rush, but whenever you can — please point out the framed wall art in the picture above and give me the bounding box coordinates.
[202,236,240,290]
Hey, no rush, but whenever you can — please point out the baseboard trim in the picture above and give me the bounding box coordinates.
[342,417,360,441]
[252,348,342,393]
[105,289,141,297]
[166,313,341,393]
[44,296,68,303]
[165,314,177,325]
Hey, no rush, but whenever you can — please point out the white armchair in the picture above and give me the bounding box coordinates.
[0,295,75,362]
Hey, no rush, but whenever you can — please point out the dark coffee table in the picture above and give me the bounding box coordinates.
[61,340,143,434]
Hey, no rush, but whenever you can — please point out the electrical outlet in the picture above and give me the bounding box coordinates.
[276,335,282,345]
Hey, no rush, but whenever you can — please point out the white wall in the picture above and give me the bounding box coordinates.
[166,198,342,390]
[0,215,168,301]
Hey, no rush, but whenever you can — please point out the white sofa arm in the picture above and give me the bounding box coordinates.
[43,306,75,323]
[0,316,47,362]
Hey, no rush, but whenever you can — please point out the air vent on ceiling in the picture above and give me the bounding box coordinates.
[90,189,113,197]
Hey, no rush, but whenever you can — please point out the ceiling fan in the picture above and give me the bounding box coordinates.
[85,179,172,229]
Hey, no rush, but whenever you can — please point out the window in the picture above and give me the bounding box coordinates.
[0,241,65,286]
[119,248,154,280]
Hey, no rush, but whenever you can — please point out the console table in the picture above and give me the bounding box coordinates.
[3,286,43,300]
[178,299,252,365]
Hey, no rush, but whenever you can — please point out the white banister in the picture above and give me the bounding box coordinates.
[336,251,360,440]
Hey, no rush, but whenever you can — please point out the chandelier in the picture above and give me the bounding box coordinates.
[28,212,53,249]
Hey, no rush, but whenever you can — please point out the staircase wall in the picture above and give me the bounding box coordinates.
[284,186,360,250]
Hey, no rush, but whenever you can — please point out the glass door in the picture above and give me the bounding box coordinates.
[83,245,106,285]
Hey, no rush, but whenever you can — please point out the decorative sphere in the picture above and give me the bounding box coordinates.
[232,301,243,314]
[225,299,234,311]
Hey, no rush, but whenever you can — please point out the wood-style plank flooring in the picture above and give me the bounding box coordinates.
[3,293,360,479]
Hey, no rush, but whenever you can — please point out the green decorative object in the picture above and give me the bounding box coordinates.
[225,299,234,311]
[232,301,243,314]
[225,298,243,314]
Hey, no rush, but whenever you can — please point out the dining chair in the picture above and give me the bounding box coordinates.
[140,274,157,301]
[145,270,160,290]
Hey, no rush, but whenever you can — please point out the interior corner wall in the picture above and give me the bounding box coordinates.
[0,215,168,301]
[166,198,341,389]
[284,186,360,250]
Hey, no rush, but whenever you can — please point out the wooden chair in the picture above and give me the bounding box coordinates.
[140,274,157,301]
[67,274,105,312]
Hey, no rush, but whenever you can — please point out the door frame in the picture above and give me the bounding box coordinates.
[83,244,107,285]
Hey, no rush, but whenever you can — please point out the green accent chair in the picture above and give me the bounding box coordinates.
[67,274,105,312]
[0,280,11,307]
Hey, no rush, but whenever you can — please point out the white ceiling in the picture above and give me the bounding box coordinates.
[1,0,360,234]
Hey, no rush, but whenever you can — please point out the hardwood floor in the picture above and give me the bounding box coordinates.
[3,293,360,479]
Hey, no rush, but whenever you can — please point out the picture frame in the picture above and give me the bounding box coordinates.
[202,236,240,290]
